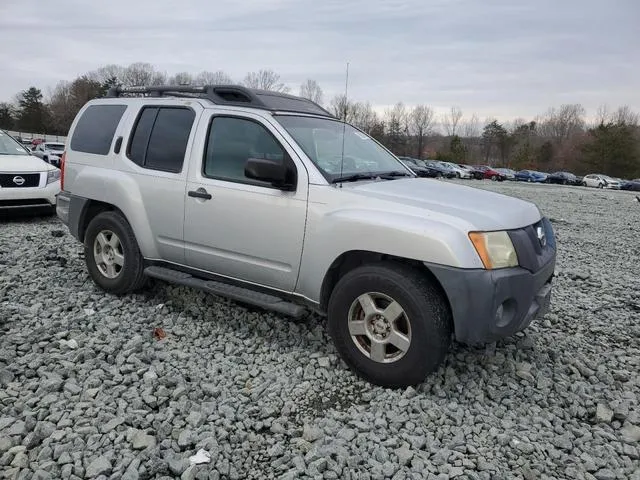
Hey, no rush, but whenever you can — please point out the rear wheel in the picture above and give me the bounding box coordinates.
[84,211,147,294]
[598,183,604,189]
[491,175,497,181]
[327,262,452,387]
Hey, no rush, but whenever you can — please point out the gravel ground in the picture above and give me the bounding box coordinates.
[1,181,639,480]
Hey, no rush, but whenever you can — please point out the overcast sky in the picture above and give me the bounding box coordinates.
[1,0,638,121]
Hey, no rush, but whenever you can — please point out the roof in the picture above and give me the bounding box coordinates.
[105,84,335,118]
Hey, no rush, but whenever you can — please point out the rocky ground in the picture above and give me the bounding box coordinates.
[0,181,639,480]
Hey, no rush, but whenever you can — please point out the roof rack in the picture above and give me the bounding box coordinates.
[105,84,335,118]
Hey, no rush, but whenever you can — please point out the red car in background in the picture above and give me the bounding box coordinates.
[473,165,507,181]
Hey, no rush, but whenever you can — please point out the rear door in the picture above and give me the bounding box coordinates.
[118,102,204,264]
[183,110,308,292]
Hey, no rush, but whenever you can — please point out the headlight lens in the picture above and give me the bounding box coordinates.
[469,231,519,269]
[47,169,61,184]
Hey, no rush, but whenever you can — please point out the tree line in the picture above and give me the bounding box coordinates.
[1,62,638,178]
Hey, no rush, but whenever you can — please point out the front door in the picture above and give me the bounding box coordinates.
[183,112,308,292]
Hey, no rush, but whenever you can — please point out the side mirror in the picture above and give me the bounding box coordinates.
[245,158,294,190]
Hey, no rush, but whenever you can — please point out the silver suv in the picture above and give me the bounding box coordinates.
[56,85,556,387]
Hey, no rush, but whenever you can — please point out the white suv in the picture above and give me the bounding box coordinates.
[0,130,60,213]
[56,85,556,387]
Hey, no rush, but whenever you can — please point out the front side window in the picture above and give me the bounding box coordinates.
[127,106,195,173]
[275,115,409,182]
[203,116,288,186]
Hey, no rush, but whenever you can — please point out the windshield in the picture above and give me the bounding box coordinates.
[275,115,410,181]
[45,143,65,151]
[0,131,30,156]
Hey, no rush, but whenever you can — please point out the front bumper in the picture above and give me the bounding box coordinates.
[427,218,557,344]
[0,178,60,211]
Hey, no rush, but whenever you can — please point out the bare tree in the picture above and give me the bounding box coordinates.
[539,104,585,140]
[462,113,480,138]
[351,102,378,134]
[330,94,356,122]
[409,105,435,158]
[120,62,167,87]
[168,72,193,85]
[194,70,233,85]
[384,102,409,155]
[299,79,323,105]
[611,105,639,126]
[243,70,289,93]
[595,104,610,126]
[441,106,463,136]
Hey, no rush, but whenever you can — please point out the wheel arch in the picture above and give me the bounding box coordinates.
[318,250,452,325]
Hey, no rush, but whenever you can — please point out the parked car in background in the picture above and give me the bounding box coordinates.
[495,168,516,180]
[547,171,579,185]
[422,160,456,178]
[0,130,60,213]
[397,157,439,178]
[515,170,547,183]
[621,178,640,191]
[582,174,622,189]
[31,142,65,167]
[473,165,506,181]
[437,161,472,179]
[458,164,484,179]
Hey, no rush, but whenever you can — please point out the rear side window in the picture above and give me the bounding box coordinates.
[70,104,127,155]
[127,106,194,173]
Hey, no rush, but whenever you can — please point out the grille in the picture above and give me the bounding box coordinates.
[508,218,556,273]
[0,173,40,188]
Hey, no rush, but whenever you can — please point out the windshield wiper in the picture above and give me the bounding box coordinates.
[377,171,414,179]
[330,173,380,184]
[331,171,413,184]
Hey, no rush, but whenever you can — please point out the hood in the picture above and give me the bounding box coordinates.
[0,154,55,173]
[344,178,541,231]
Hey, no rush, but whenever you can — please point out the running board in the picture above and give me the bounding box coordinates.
[144,266,307,318]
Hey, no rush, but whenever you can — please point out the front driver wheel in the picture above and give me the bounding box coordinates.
[84,211,147,294]
[327,262,452,387]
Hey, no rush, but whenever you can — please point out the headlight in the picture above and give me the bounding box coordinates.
[47,169,61,184]
[468,231,518,269]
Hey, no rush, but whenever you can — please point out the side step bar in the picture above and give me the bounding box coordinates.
[144,266,307,319]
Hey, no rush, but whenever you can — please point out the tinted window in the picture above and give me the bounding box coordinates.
[128,107,158,167]
[70,104,127,155]
[127,107,194,173]
[203,117,286,185]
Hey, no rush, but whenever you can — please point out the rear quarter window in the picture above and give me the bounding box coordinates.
[70,104,127,155]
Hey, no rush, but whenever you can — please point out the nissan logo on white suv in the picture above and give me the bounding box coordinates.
[12,176,25,186]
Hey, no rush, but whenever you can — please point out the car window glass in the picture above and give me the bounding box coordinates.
[145,108,194,172]
[203,117,286,186]
[128,107,157,166]
[127,107,194,173]
[70,104,127,155]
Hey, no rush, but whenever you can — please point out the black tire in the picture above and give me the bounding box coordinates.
[327,262,452,388]
[456,172,461,179]
[84,211,146,294]
[582,182,587,187]
[491,175,497,181]
[598,183,604,189]
[436,172,443,178]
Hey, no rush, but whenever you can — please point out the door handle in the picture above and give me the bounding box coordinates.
[188,188,212,200]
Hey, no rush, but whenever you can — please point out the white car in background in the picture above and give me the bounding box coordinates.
[0,130,61,213]
[31,141,66,167]
[438,161,472,179]
[582,174,621,189]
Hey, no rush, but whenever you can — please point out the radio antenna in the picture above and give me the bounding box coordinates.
[338,61,349,187]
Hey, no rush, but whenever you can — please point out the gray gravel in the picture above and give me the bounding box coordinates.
[1,181,639,480]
